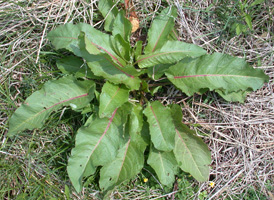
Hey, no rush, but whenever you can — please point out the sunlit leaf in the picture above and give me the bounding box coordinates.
[143,101,175,151]
[8,76,94,136]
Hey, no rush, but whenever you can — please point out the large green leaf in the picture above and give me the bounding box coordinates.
[143,101,175,151]
[77,33,141,90]
[173,124,211,182]
[170,104,211,182]
[166,53,269,99]
[47,23,125,67]
[112,11,132,42]
[99,82,129,118]
[99,138,144,191]
[98,0,118,32]
[67,109,122,193]
[137,40,206,68]
[147,145,178,186]
[144,7,177,53]
[8,76,94,136]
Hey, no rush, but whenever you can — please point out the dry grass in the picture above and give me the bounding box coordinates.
[1,0,273,199]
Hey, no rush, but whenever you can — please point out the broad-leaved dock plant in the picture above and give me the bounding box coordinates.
[8,1,269,192]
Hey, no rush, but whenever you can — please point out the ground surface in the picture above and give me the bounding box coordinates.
[0,0,273,199]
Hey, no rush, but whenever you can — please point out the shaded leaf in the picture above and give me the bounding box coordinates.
[166,53,269,100]
[147,145,178,186]
[99,139,144,191]
[147,64,172,80]
[143,101,175,151]
[8,76,94,136]
[56,56,97,79]
[99,82,129,118]
[137,40,206,68]
[144,6,177,53]
[134,40,143,61]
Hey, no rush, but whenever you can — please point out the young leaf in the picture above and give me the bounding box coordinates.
[166,53,269,100]
[134,40,143,61]
[147,145,178,186]
[99,82,129,118]
[77,33,141,90]
[128,104,148,152]
[112,11,132,41]
[143,101,175,151]
[47,23,121,66]
[67,109,122,193]
[8,76,95,136]
[99,139,144,191]
[173,123,211,182]
[137,40,206,68]
[245,14,253,30]
[111,34,131,62]
[144,6,177,53]
[98,0,118,32]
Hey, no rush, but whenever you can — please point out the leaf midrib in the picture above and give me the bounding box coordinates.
[116,138,131,184]
[101,87,121,115]
[150,105,168,148]
[83,108,118,173]
[151,19,170,52]
[136,50,193,64]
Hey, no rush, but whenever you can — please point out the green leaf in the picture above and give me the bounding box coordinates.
[99,82,129,118]
[147,145,178,186]
[8,76,94,136]
[134,40,143,61]
[245,14,253,30]
[128,104,148,152]
[111,34,131,62]
[56,56,97,79]
[77,32,141,90]
[98,0,118,32]
[137,40,206,68]
[68,109,122,193]
[99,138,144,191]
[170,103,211,181]
[112,11,132,42]
[144,6,177,53]
[47,23,123,66]
[143,101,175,151]
[251,0,264,7]
[173,123,211,182]
[166,53,269,100]
[215,89,249,103]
